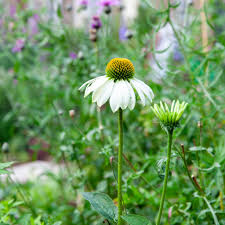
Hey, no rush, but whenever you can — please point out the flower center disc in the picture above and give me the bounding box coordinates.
[106,58,135,81]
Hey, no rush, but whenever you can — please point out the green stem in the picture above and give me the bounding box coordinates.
[118,108,123,225]
[203,196,220,225]
[156,131,173,225]
[180,146,220,225]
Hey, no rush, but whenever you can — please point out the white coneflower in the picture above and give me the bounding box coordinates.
[80,58,154,225]
[79,58,154,113]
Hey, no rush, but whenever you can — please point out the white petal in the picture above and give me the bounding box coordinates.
[133,78,154,102]
[84,76,108,97]
[79,77,97,90]
[119,80,130,110]
[94,79,114,107]
[125,81,136,110]
[110,82,121,113]
[130,79,146,106]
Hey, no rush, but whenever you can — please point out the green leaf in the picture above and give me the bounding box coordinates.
[121,214,151,225]
[0,162,14,175]
[17,214,32,225]
[0,162,14,170]
[57,6,62,18]
[53,222,62,225]
[0,169,10,175]
[82,192,117,222]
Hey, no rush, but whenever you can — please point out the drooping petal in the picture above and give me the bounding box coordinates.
[133,78,154,102]
[125,81,136,110]
[121,80,131,110]
[93,79,114,107]
[130,79,146,106]
[84,76,108,97]
[79,77,97,90]
[109,82,121,113]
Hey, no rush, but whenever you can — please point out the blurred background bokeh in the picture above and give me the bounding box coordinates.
[0,0,225,224]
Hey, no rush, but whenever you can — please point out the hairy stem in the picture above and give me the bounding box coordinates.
[203,196,220,225]
[156,131,173,225]
[118,108,123,225]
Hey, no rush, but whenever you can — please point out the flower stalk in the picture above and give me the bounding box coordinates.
[156,130,173,225]
[152,100,188,224]
[118,108,123,225]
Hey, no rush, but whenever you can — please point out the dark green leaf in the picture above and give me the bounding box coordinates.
[82,192,117,222]
[121,214,152,225]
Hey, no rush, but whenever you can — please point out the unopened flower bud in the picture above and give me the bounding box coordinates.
[90,28,97,35]
[78,51,84,60]
[58,110,63,115]
[69,109,75,118]
[151,100,188,133]
[104,5,111,14]
[66,4,73,12]
[110,156,114,165]
[2,142,9,153]
[119,4,124,11]
[90,34,97,42]
[125,30,133,39]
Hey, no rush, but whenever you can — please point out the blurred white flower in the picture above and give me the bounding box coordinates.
[79,58,154,113]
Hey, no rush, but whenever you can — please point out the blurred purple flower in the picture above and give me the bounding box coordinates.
[99,0,120,6]
[12,39,25,53]
[173,47,184,62]
[91,16,102,30]
[0,19,3,28]
[13,79,18,85]
[28,18,38,36]
[119,26,127,41]
[22,27,27,33]
[69,52,77,60]
[28,14,40,37]
[97,0,120,14]
[33,14,40,21]
[9,5,17,18]
[80,0,88,6]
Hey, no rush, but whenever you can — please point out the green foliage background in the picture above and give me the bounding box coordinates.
[0,1,224,224]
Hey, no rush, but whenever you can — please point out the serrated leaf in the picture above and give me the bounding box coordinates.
[82,192,117,222]
[121,214,151,225]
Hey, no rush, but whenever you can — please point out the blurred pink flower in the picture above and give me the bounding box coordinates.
[9,5,17,18]
[91,16,102,30]
[99,0,120,6]
[69,52,77,60]
[98,0,120,14]
[28,14,40,37]
[12,39,25,53]
[80,0,88,6]
[168,207,173,220]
